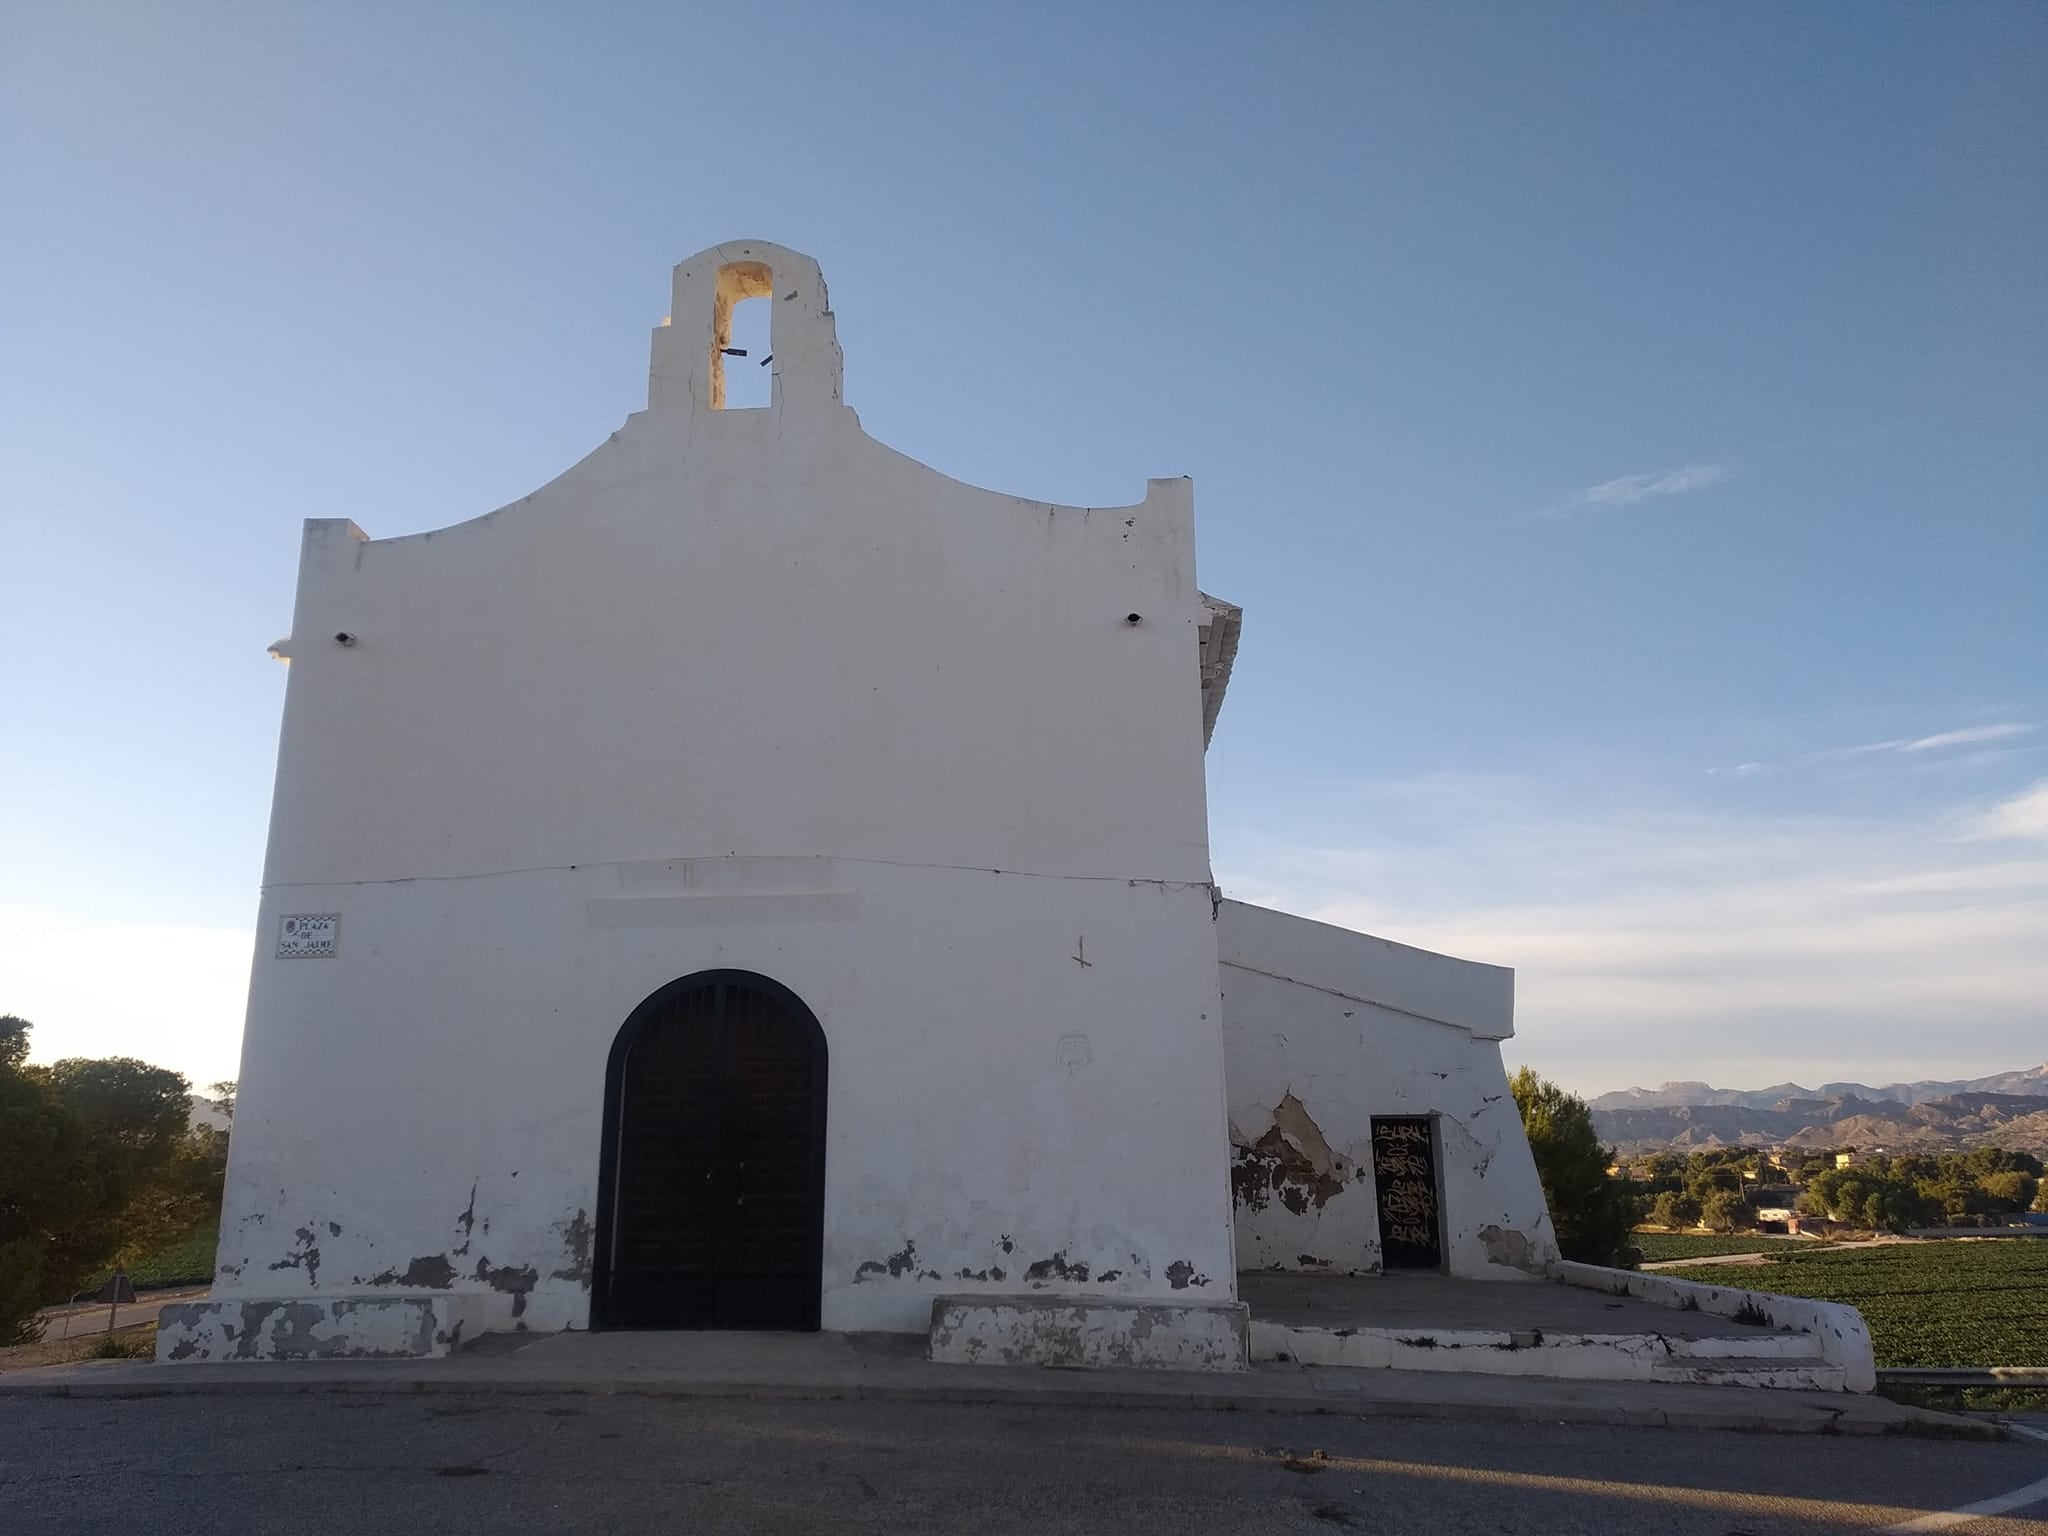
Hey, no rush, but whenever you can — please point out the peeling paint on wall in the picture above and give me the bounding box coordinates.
[551,1209,593,1286]
[1024,1251,1090,1285]
[159,1297,454,1362]
[1477,1224,1541,1272]
[854,1241,920,1281]
[474,1258,539,1317]
[266,1226,322,1286]
[1230,1092,1356,1216]
[364,1254,457,1289]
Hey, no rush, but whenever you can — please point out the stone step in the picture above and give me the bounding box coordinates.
[1668,1331,1823,1360]
[1249,1320,1835,1388]
[1651,1357,1849,1391]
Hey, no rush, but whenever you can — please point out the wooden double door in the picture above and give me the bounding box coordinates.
[594,972,827,1329]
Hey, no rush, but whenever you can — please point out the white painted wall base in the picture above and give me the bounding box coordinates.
[927,1295,1249,1371]
[156,1294,490,1362]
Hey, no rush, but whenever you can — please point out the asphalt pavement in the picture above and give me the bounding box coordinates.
[4,1392,2046,1534]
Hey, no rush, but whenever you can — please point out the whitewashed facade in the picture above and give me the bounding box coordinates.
[163,242,1553,1363]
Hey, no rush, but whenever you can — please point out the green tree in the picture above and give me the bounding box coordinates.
[1682,1150,1754,1207]
[36,1056,195,1289]
[0,1015,29,1071]
[1980,1171,2039,1214]
[1923,1174,1995,1225]
[0,1023,215,1343]
[1788,1150,1842,1183]
[1698,1188,1748,1232]
[1511,1066,1637,1266]
[1802,1165,1936,1233]
[1964,1147,2043,1180]
[1648,1189,1701,1230]
[45,1057,190,1148]
[0,1025,121,1343]
[111,1122,229,1266]
[1631,1153,1686,1193]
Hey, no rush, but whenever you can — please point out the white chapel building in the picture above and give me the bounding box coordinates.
[161,243,1557,1365]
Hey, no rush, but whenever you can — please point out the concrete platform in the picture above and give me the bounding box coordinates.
[1239,1272,1845,1391]
[1241,1271,1786,1338]
[0,1328,1997,1438]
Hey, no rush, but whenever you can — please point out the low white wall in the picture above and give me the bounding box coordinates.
[1220,902,1558,1279]
[1553,1261,1877,1392]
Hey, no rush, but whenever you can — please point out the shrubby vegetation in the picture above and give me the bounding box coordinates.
[1626,1143,2046,1235]
[0,1015,229,1345]
[1801,1149,2042,1231]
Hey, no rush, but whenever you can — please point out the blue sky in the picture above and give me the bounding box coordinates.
[3,3,2043,1095]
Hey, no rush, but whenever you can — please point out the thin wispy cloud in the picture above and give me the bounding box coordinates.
[1576,462,1730,508]
[1215,771,2048,1094]
[1714,721,2037,778]
[1849,722,2036,756]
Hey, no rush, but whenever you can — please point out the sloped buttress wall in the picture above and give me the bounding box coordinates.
[1219,901,1559,1279]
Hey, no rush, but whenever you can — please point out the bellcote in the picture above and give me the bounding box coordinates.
[647,241,846,418]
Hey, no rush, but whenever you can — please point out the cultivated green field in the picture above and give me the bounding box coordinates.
[1631,1232,1820,1263]
[87,1224,218,1293]
[1661,1239,2048,1368]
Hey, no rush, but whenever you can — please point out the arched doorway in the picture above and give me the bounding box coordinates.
[593,971,827,1329]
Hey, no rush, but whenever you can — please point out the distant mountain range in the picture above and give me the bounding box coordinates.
[1592,1063,2048,1113]
[1589,1063,2048,1157]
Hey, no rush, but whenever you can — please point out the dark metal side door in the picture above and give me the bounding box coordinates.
[1370,1115,1445,1270]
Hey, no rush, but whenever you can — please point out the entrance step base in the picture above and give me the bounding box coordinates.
[1251,1320,1832,1387]
[1651,1357,1849,1390]
[927,1295,1249,1372]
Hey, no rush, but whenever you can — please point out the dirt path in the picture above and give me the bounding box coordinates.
[1638,1236,1915,1272]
